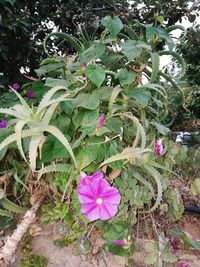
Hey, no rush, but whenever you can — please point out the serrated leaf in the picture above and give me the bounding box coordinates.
[162,252,178,263]
[86,64,105,88]
[101,16,123,37]
[145,253,157,265]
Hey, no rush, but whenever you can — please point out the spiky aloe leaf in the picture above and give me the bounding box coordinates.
[119,113,146,149]
[141,164,163,213]
[150,52,160,83]
[37,86,69,113]
[100,147,151,167]
[158,51,186,79]
[45,125,77,169]
[0,198,26,214]
[0,108,24,120]
[10,87,32,115]
[133,171,154,195]
[29,135,44,171]
[0,129,41,158]
[41,103,59,127]
[15,121,27,162]
[37,163,70,180]
[44,32,83,56]
[108,86,122,115]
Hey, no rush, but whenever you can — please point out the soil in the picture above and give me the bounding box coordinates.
[10,214,200,267]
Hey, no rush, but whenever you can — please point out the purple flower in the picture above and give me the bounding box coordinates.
[27,90,36,98]
[177,262,190,267]
[80,62,87,68]
[78,172,121,221]
[0,120,7,129]
[98,114,105,129]
[155,139,163,157]
[12,83,20,91]
[112,240,126,246]
[79,172,103,188]
[171,240,178,255]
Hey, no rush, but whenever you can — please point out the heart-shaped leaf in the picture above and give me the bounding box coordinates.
[86,64,105,87]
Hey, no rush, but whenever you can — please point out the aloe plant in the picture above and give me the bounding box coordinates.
[0,86,77,172]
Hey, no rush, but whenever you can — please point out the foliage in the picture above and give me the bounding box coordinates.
[1,0,199,86]
[20,236,48,267]
[0,13,197,264]
[145,233,178,265]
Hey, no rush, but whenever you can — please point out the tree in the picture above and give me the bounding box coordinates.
[0,0,199,87]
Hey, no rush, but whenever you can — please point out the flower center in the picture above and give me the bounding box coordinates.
[96,197,103,205]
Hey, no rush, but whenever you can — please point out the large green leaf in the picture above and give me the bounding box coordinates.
[121,40,142,61]
[101,16,123,37]
[86,64,105,88]
[151,122,170,135]
[128,87,151,107]
[75,145,98,170]
[80,43,105,62]
[118,68,137,86]
[73,93,100,110]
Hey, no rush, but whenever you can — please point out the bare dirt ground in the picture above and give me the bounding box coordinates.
[10,214,200,267]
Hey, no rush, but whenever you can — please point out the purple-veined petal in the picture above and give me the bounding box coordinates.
[81,203,100,221]
[78,186,95,203]
[102,187,121,204]
[99,202,118,220]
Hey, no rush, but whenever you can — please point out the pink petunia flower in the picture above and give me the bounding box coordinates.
[171,240,178,255]
[79,172,103,188]
[112,240,126,246]
[78,174,121,221]
[155,139,163,157]
[98,113,105,128]
[0,120,7,129]
[12,83,20,91]
[27,90,36,98]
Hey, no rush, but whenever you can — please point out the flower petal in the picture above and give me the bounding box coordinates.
[81,203,100,221]
[90,178,111,196]
[102,187,121,204]
[78,186,95,203]
[99,202,118,220]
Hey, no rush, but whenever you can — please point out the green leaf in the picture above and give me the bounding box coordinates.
[145,242,158,253]
[73,93,100,110]
[162,252,178,263]
[128,87,151,107]
[76,145,98,170]
[45,78,71,88]
[86,64,105,88]
[101,16,123,37]
[172,229,200,250]
[81,43,105,62]
[118,68,137,86]
[151,122,170,135]
[156,16,164,24]
[145,253,157,265]
[190,178,200,195]
[121,40,142,61]
[92,86,112,101]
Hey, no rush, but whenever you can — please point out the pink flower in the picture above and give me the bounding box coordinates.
[27,90,36,98]
[155,139,163,156]
[24,74,37,81]
[98,114,105,128]
[12,83,20,91]
[80,62,87,68]
[78,173,121,221]
[112,240,126,246]
[177,262,190,267]
[171,240,178,255]
[79,172,103,188]
[0,120,7,129]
